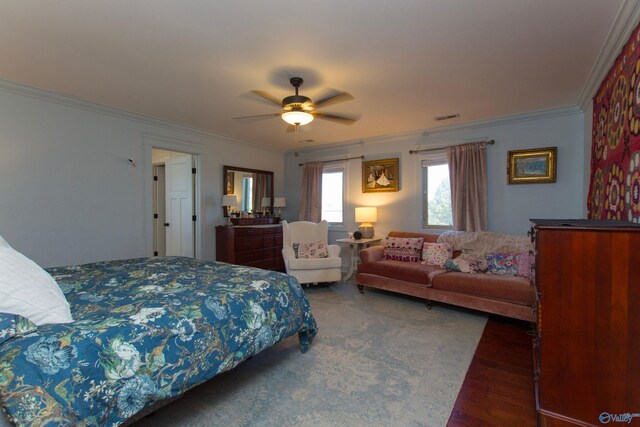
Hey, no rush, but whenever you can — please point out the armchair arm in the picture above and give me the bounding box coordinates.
[282,247,296,263]
[327,244,340,258]
[359,245,385,263]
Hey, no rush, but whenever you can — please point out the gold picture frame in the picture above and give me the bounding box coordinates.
[362,158,399,193]
[507,147,557,184]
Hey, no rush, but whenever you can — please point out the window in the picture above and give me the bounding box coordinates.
[321,165,344,223]
[422,152,453,229]
[241,176,253,212]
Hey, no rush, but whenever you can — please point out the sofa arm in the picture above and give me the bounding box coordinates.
[359,245,384,263]
[328,244,341,257]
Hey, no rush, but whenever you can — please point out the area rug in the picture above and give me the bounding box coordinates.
[134,280,487,427]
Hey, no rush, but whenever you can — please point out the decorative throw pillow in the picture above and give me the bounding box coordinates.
[0,312,37,345]
[443,255,486,274]
[516,252,534,278]
[421,242,453,266]
[486,253,519,276]
[293,241,329,259]
[382,237,424,262]
[0,246,74,325]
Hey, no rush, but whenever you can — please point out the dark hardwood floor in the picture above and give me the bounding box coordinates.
[447,315,537,427]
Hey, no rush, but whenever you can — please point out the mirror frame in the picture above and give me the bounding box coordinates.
[223,165,274,217]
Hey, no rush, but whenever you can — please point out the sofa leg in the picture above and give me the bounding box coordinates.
[357,284,364,294]
[425,299,432,309]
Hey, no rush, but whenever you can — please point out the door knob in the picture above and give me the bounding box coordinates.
[164,223,170,227]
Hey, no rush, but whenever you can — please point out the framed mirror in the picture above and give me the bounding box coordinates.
[223,165,274,217]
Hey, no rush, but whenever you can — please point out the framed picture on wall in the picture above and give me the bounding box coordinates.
[507,147,557,184]
[362,158,399,193]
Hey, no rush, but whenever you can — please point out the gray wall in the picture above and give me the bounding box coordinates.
[284,107,586,240]
[0,81,284,267]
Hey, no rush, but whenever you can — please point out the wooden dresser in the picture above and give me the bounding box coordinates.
[530,219,640,427]
[215,224,285,272]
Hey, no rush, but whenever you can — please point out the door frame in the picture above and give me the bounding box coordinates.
[142,134,204,259]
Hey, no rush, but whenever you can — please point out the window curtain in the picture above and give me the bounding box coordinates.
[447,142,488,231]
[252,173,269,213]
[298,162,323,222]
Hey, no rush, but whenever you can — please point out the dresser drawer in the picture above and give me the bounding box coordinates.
[235,249,266,263]
[236,236,263,251]
[235,227,263,237]
[262,235,275,248]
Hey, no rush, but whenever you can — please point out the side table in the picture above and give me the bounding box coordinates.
[336,237,382,280]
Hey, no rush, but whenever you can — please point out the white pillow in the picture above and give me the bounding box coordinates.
[0,246,73,325]
[0,235,10,249]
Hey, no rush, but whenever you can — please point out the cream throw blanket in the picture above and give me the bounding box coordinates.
[436,231,532,259]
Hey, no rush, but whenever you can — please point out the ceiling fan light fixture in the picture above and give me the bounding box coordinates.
[282,111,314,126]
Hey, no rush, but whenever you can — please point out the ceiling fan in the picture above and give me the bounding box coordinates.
[234,77,357,131]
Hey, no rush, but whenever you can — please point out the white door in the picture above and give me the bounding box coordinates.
[165,155,194,257]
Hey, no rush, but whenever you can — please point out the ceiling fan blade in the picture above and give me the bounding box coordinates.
[312,112,357,125]
[233,113,281,120]
[250,90,282,106]
[313,90,354,109]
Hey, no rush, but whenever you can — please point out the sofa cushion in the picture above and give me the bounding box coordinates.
[383,237,424,262]
[431,272,535,306]
[288,256,342,270]
[357,260,445,286]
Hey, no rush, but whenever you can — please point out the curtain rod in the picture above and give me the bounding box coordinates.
[409,139,495,155]
[298,155,364,167]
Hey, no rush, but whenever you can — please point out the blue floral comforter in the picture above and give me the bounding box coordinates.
[0,257,317,426]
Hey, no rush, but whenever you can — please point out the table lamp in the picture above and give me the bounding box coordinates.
[261,197,271,215]
[222,195,238,226]
[355,207,377,238]
[273,197,286,217]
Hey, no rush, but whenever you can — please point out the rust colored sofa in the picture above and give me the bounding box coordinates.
[355,231,536,322]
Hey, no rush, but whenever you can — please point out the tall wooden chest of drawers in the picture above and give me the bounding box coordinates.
[215,225,285,271]
[530,219,640,427]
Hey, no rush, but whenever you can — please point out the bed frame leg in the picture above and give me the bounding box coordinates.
[357,284,364,294]
[425,299,432,309]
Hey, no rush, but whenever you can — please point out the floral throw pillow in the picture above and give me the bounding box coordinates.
[443,255,486,274]
[382,237,424,262]
[516,252,534,278]
[486,253,519,275]
[293,241,329,259]
[421,242,453,266]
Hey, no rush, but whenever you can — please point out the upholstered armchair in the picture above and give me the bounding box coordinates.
[281,220,342,285]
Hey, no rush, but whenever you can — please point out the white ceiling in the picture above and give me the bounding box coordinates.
[0,1,626,150]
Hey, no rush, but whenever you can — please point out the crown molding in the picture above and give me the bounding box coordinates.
[0,78,285,154]
[578,0,640,109]
[288,106,582,155]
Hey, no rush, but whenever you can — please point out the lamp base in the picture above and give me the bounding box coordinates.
[359,225,374,239]
[225,216,233,227]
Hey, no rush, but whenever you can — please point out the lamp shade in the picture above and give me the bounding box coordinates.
[261,197,271,207]
[222,194,238,207]
[355,207,377,224]
[273,197,286,208]
[282,111,314,126]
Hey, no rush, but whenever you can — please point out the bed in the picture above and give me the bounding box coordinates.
[0,256,318,426]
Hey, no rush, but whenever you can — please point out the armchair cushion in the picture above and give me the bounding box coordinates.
[288,256,342,270]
